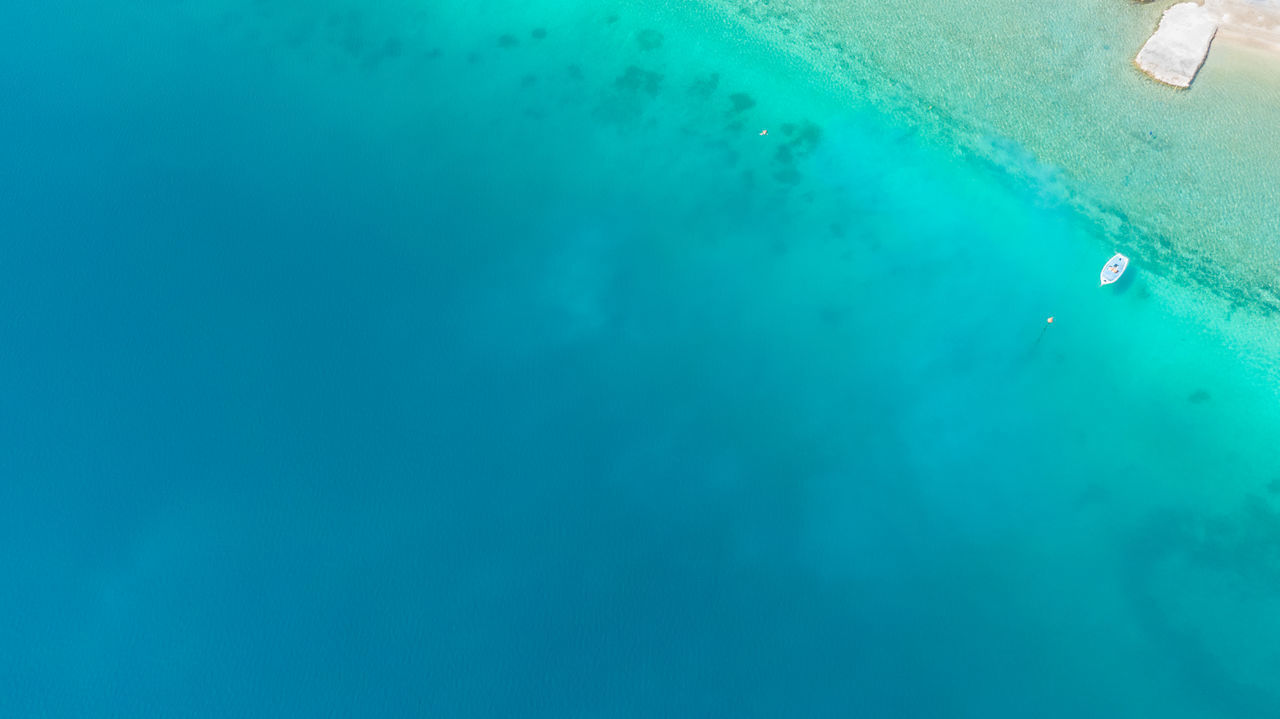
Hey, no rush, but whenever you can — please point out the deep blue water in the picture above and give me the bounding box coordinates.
[5,1,1280,716]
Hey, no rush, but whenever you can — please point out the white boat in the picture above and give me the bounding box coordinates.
[1100,253,1129,286]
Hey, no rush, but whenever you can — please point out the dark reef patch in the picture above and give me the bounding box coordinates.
[689,73,720,99]
[728,92,756,114]
[819,306,846,326]
[498,34,520,49]
[761,120,822,186]
[774,168,803,185]
[594,66,664,124]
[790,121,823,152]
[1075,483,1110,509]
[636,29,665,51]
[702,139,740,168]
[614,66,663,96]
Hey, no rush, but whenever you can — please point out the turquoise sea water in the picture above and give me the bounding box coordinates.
[5,1,1280,715]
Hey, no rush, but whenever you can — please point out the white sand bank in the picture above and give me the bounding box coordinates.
[1137,0,1280,87]
[1209,0,1280,50]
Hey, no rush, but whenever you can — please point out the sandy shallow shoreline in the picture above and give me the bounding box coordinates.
[1214,17,1280,54]
[1137,0,1280,86]
[702,0,1280,312]
[1210,0,1280,44]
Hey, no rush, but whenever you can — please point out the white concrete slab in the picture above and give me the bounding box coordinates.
[1135,2,1219,87]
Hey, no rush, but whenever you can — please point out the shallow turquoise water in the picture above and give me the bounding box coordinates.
[4,0,1280,716]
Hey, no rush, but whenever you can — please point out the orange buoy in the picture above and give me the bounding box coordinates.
[759,129,768,136]
[1046,317,1054,323]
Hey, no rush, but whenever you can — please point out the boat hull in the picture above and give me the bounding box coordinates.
[1101,253,1129,285]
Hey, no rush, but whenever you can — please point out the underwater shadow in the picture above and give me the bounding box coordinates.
[1104,263,1138,296]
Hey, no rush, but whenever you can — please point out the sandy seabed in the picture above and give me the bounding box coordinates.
[705,0,1280,312]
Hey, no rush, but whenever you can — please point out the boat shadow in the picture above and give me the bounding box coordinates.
[1105,266,1138,295]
